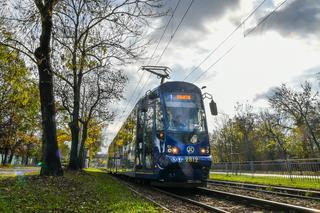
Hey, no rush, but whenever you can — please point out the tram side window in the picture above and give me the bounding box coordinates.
[135,109,142,167]
[156,99,163,131]
[108,143,115,170]
[128,114,136,170]
[145,104,154,169]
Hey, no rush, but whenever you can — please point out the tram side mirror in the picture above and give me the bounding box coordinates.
[209,100,218,116]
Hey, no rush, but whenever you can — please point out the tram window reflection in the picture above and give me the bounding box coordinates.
[164,93,206,132]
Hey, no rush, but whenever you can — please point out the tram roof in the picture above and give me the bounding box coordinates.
[158,81,200,92]
[131,81,201,112]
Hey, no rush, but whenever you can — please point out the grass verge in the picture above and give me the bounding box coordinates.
[210,174,320,190]
[0,168,162,212]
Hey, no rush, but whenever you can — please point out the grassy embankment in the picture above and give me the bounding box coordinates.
[210,174,320,190]
[0,168,162,212]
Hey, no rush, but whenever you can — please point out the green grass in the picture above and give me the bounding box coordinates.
[210,174,320,190]
[0,169,163,212]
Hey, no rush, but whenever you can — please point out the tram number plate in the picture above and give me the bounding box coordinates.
[185,157,199,163]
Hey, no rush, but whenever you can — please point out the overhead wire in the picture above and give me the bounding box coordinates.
[155,0,195,65]
[244,0,288,36]
[108,0,191,144]
[183,0,268,81]
[129,0,194,115]
[191,0,288,83]
[134,0,195,103]
[112,0,181,125]
[106,0,289,146]
[192,43,238,83]
[118,0,182,120]
[149,0,182,65]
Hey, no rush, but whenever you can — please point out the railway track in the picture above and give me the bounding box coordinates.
[110,175,173,212]
[208,179,320,200]
[114,175,254,212]
[126,184,173,213]
[157,186,320,213]
[113,175,212,212]
[152,187,230,213]
[113,175,320,212]
[196,187,320,213]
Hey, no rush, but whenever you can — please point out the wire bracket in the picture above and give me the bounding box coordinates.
[202,92,213,100]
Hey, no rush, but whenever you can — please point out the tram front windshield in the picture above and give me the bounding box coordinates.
[164,93,207,132]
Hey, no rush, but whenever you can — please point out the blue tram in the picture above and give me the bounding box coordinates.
[107,81,217,187]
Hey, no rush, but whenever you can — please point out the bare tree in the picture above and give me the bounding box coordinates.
[258,110,289,160]
[51,0,166,169]
[34,0,63,175]
[268,82,320,156]
[234,103,256,161]
[0,0,63,175]
[56,68,127,168]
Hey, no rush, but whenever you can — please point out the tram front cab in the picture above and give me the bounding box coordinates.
[154,82,217,186]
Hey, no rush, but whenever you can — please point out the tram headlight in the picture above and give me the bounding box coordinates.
[190,135,198,144]
[168,145,179,155]
[200,146,210,155]
[200,148,206,154]
[172,147,179,155]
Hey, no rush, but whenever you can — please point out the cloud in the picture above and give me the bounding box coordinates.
[253,86,277,102]
[295,66,320,80]
[164,0,240,32]
[248,0,320,37]
[152,0,241,47]
[254,65,320,103]
[182,0,240,31]
[169,63,217,83]
[147,0,242,66]
[291,65,320,89]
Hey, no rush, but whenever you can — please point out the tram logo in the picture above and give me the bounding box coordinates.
[186,146,194,154]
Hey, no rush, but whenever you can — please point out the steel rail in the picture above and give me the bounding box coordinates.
[114,174,228,213]
[197,187,320,213]
[207,180,320,200]
[152,187,230,213]
[127,185,173,213]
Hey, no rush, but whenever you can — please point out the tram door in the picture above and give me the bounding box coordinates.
[136,101,155,172]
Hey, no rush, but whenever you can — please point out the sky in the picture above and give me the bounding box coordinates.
[102,0,320,152]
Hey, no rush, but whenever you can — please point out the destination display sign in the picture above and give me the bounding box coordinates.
[176,94,192,100]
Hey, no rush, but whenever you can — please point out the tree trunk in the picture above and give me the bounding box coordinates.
[25,151,29,166]
[25,144,30,166]
[68,15,82,170]
[304,117,320,154]
[8,152,14,165]
[0,152,3,165]
[245,133,254,162]
[68,83,81,170]
[3,148,9,165]
[69,120,80,170]
[79,122,88,169]
[25,155,29,166]
[34,0,63,176]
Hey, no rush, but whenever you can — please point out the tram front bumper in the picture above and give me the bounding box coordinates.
[159,155,211,181]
